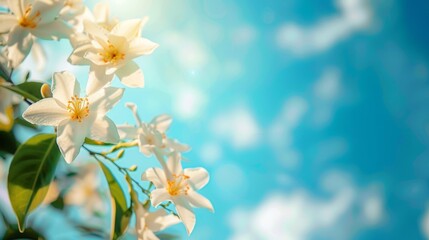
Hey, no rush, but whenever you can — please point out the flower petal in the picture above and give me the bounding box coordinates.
[32,20,72,40]
[89,116,120,144]
[142,168,167,188]
[166,138,190,152]
[166,152,183,176]
[184,168,209,190]
[185,190,214,212]
[88,86,124,114]
[150,188,170,207]
[125,102,142,126]
[52,71,80,105]
[127,37,159,59]
[7,0,24,18]
[174,197,196,235]
[117,124,139,140]
[7,26,32,68]
[93,2,109,23]
[83,19,108,40]
[22,98,68,126]
[32,0,64,24]
[146,209,180,233]
[86,65,114,95]
[116,61,144,88]
[0,14,17,33]
[68,43,93,65]
[111,18,146,40]
[57,119,89,163]
[150,114,172,133]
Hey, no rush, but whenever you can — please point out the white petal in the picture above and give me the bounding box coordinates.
[146,209,180,232]
[127,37,159,59]
[22,98,68,126]
[69,32,91,49]
[111,18,145,40]
[141,229,159,240]
[184,168,209,191]
[68,43,93,65]
[166,152,183,176]
[185,190,214,212]
[7,27,32,68]
[57,119,89,163]
[125,102,142,126]
[150,114,172,133]
[86,65,114,95]
[150,188,170,207]
[93,2,109,23]
[174,197,196,235]
[32,20,72,40]
[166,138,190,152]
[88,86,124,114]
[52,71,80,105]
[142,168,166,188]
[83,19,108,40]
[0,15,17,33]
[115,61,144,87]
[117,124,139,140]
[89,117,119,144]
[32,0,64,24]
[7,0,24,18]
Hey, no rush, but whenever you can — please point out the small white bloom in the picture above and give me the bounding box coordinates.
[68,18,158,94]
[118,103,190,157]
[22,71,124,163]
[142,153,214,235]
[1,0,72,67]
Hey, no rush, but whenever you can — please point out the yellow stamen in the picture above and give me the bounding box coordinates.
[167,174,190,196]
[67,95,89,122]
[99,42,125,65]
[19,5,41,29]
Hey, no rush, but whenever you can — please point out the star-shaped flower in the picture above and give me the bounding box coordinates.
[142,153,214,234]
[0,0,72,67]
[68,18,158,94]
[22,71,124,163]
[118,103,190,157]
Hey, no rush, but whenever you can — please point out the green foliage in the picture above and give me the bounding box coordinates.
[1,82,43,102]
[98,160,131,239]
[7,134,61,232]
[0,130,19,155]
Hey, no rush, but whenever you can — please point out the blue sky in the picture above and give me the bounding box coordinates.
[5,0,429,239]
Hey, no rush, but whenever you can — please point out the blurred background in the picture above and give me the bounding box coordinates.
[2,0,429,239]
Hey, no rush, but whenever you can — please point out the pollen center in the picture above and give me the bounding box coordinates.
[19,5,41,28]
[100,43,125,65]
[167,174,190,196]
[67,95,89,122]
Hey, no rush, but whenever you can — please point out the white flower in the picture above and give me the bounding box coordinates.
[118,103,190,157]
[131,190,180,240]
[0,0,72,67]
[68,18,158,94]
[64,163,107,215]
[142,153,214,235]
[22,71,124,163]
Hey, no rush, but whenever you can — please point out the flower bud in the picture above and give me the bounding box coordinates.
[128,165,137,172]
[40,83,52,98]
[117,149,125,159]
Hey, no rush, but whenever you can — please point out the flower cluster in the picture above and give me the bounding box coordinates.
[0,0,212,238]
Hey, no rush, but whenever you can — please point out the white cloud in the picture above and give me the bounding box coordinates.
[312,68,342,127]
[422,205,429,239]
[268,97,308,167]
[229,172,384,240]
[315,137,348,162]
[211,105,261,149]
[199,142,223,165]
[173,85,207,120]
[276,0,371,55]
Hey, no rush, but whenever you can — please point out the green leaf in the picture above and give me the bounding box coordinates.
[0,130,19,155]
[1,82,43,102]
[7,133,61,232]
[97,160,130,239]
